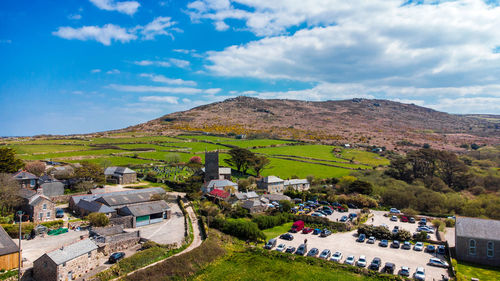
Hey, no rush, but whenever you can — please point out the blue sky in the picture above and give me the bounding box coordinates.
[1,0,500,136]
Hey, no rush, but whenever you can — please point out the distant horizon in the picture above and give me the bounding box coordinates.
[1,1,500,136]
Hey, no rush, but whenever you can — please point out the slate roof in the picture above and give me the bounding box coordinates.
[77,199,116,214]
[40,181,65,197]
[44,239,98,265]
[104,167,136,176]
[262,194,292,202]
[241,200,264,209]
[90,225,123,237]
[455,217,500,240]
[96,193,154,207]
[284,179,309,186]
[70,187,165,205]
[208,189,230,199]
[18,188,36,199]
[13,170,38,180]
[261,176,284,183]
[0,225,19,256]
[234,191,259,200]
[119,200,170,217]
[28,194,51,206]
[204,179,238,189]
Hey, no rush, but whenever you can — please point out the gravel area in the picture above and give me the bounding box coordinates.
[134,202,185,245]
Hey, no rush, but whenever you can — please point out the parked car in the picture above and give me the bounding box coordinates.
[285,246,296,253]
[380,223,389,229]
[382,262,395,274]
[291,220,305,232]
[367,236,376,244]
[399,266,411,277]
[379,239,388,247]
[349,213,357,219]
[345,255,355,265]
[400,216,408,222]
[402,241,411,250]
[313,228,322,235]
[390,215,398,221]
[390,208,400,214]
[108,252,125,263]
[307,248,319,257]
[369,257,382,270]
[275,244,286,252]
[414,267,426,280]
[330,251,343,262]
[347,203,358,209]
[55,208,64,218]
[417,226,434,233]
[357,234,366,242]
[319,249,331,259]
[426,245,436,253]
[418,218,427,226]
[311,212,325,217]
[320,229,332,237]
[429,257,449,268]
[409,217,416,223]
[437,245,446,255]
[356,255,367,267]
[302,227,313,234]
[391,240,400,248]
[295,244,307,255]
[265,238,277,249]
[280,233,294,241]
[414,242,424,251]
[340,216,348,222]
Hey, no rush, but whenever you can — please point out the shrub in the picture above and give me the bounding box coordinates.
[445,218,455,227]
[393,229,411,241]
[40,220,64,229]
[86,212,109,227]
[210,218,265,241]
[1,222,34,238]
[252,214,293,230]
[357,225,392,240]
[414,231,428,242]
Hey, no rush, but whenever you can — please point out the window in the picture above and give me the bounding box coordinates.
[88,252,92,258]
[487,241,494,257]
[30,179,35,187]
[39,213,43,220]
[43,204,47,210]
[469,239,476,255]
[63,262,66,267]
[46,212,51,218]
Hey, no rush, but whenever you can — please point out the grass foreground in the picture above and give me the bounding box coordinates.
[454,259,500,281]
[263,222,293,240]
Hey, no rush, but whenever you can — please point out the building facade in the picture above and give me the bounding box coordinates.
[257,176,285,193]
[284,179,310,191]
[104,167,137,184]
[19,189,56,223]
[0,226,19,271]
[455,217,500,266]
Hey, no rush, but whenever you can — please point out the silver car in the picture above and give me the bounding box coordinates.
[344,255,356,265]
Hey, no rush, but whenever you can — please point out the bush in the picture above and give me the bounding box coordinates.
[295,215,348,233]
[414,231,428,242]
[1,222,34,238]
[210,218,265,241]
[252,214,293,230]
[357,224,392,240]
[393,229,411,241]
[86,212,109,227]
[40,220,64,229]
[445,218,456,227]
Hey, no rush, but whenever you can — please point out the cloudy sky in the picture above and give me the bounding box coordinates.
[1,0,500,136]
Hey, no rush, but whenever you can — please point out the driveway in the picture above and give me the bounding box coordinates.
[132,202,185,245]
[272,230,449,281]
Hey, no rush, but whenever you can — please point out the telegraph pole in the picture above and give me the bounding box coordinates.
[17,211,23,281]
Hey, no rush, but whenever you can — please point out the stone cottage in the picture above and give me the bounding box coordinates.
[104,167,137,185]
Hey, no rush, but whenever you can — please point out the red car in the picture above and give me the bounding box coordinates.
[302,227,313,234]
[400,216,409,222]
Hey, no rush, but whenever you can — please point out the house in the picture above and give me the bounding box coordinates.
[262,193,292,203]
[0,226,19,271]
[257,176,285,194]
[104,167,137,184]
[75,199,116,217]
[19,189,56,223]
[230,191,259,204]
[455,217,500,266]
[117,201,171,227]
[13,170,38,188]
[202,179,238,194]
[241,198,267,214]
[206,189,231,202]
[38,175,65,197]
[33,238,99,281]
[283,179,310,192]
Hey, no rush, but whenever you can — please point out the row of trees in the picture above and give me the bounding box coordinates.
[224,147,271,176]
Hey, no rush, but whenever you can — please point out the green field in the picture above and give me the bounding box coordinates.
[263,222,293,240]
[259,157,352,178]
[455,259,500,281]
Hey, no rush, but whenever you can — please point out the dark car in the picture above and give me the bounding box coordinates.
[347,203,358,209]
[437,245,446,255]
[285,246,296,253]
[320,229,332,237]
[399,266,411,277]
[265,238,278,249]
[391,240,400,249]
[402,241,411,250]
[340,216,348,222]
[357,233,366,242]
[295,244,308,255]
[280,233,294,241]
[382,262,395,274]
[426,245,436,253]
[313,228,322,235]
[369,257,382,270]
[379,239,388,247]
[307,248,319,257]
[108,252,125,263]
[55,208,64,218]
[409,217,416,223]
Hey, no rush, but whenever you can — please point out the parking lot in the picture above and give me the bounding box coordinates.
[132,202,185,245]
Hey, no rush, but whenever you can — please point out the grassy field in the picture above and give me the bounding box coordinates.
[259,157,352,178]
[455,259,500,281]
[263,222,293,240]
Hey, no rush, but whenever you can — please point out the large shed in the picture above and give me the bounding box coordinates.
[0,226,19,271]
[118,201,171,227]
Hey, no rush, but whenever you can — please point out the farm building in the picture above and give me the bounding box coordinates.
[33,238,99,281]
[257,176,285,194]
[117,201,171,227]
[283,179,310,191]
[455,217,500,266]
[75,199,116,217]
[104,167,137,184]
[0,226,19,271]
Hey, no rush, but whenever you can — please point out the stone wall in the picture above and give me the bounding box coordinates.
[56,248,99,281]
[98,233,140,255]
[121,173,137,185]
[31,198,56,223]
[109,215,135,228]
[456,236,500,266]
[33,254,57,281]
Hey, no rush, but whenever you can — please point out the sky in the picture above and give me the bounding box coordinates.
[1,0,500,136]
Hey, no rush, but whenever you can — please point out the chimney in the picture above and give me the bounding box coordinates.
[36,187,44,195]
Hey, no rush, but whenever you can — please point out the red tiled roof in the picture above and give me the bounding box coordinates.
[208,189,230,199]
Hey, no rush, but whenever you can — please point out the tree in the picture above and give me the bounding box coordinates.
[224,148,255,173]
[75,181,94,192]
[86,212,109,227]
[0,173,21,215]
[0,147,24,173]
[75,161,104,183]
[25,161,46,177]
[347,180,373,195]
[279,200,293,213]
[251,156,270,177]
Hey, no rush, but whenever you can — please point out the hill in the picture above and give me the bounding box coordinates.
[118,97,499,150]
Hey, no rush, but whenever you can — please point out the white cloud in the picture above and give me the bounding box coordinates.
[204,88,221,94]
[52,24,136,45]
[139,17,178,40]
[91,69,102,73]
[109,84,221,95]
[428,97,500,114]
[89,0,140,15]
[169,58,190,68]
[214,21,229,31]
[140,73,197,86]
[68,14,82,20]
[182,98,192,103]
[106,69,121,74]
[139,96,179,104]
